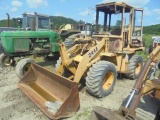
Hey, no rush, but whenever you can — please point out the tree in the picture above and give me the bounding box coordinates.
[115,20,122,27]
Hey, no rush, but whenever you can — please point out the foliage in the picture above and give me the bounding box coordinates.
[0,16,85,29]
[1,16,160,34]
[143,34,152,48]
[143,24,160,35]
[137,34,153,61]
[76,108,90,120]
[115,20,122,27]
[0,19,19,27]
[50,16,84,29]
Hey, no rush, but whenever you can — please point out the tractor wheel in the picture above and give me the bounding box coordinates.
[64,34,77,50]
[86,61,117,98]
[16,58,34,78]
[0,53,15,67]
[55,57,72,78]
[125,55,143,80]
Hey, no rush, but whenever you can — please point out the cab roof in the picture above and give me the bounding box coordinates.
[22,12,49,18]
[96,2,138,13]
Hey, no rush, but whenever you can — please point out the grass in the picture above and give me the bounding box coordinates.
[76,108,91,120]
[136,34,153,61]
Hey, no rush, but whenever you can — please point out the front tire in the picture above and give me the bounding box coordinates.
[86,61,117,98]
[125,55,143,80]
[0,53,15,67]
[64,34,77,50]
[16,58,34,78]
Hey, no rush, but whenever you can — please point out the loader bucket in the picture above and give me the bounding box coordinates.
[18,63,79,119]
[90,106,126,120]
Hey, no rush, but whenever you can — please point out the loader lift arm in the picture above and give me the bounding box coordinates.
[90,46,160,120]
[57,38,106,83]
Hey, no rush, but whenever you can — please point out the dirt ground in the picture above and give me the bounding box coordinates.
[0,57,160,120]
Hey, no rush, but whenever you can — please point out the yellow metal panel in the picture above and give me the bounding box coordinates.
[74,55,83,63]
[100,52,116,57]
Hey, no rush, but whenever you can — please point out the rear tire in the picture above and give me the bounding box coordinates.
[86,61,117,98]
[125,55,143,80]
[64,34,77,50]
[16,58,34,78]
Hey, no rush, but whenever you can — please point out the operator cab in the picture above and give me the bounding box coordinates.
[94,2,144,47]
[79,23,94,37]
[22,12,50,30]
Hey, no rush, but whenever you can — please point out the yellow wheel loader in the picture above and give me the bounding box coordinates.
[55,2,145,97]
[16,2,145,119]
[90,47,160,120]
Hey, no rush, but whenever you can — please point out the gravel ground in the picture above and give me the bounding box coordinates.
[0,58,160,120]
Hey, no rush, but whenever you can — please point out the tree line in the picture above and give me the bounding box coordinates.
[143,24,160,35]
[0,16,160,35]
[0,16,85,28]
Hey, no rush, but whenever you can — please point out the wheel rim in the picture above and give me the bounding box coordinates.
[23,63,31,75]
[2,56,13,66]
[102,71,114,90]
[135,62,142,75]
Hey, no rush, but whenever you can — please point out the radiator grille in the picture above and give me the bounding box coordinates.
[14,38,30,52]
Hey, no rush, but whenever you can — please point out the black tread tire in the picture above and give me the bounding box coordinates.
[16,58,34,78]
[86,61,117,98]
[64,34,77,50]
[125,55,143,80]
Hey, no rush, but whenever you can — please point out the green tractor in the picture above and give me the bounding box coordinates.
[0,12,59,67]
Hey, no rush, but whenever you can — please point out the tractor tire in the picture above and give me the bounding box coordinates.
[64,34,77,50]
[125,55,143,80]
[16,58,34,78]
[86,61,117,98]
[0,53,15,67]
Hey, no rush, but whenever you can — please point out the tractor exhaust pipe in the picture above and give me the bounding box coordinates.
[6,13,10,27]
